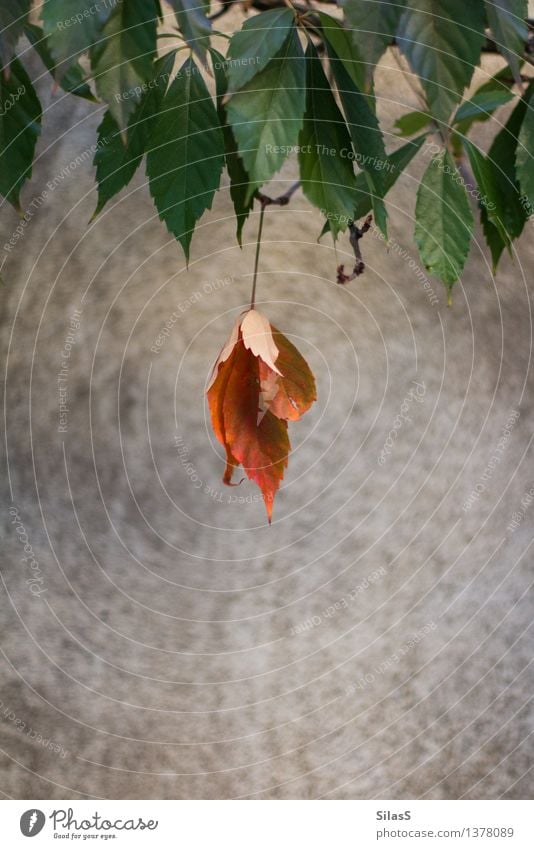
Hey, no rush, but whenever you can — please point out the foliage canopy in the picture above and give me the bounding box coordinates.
[1,0,533,295]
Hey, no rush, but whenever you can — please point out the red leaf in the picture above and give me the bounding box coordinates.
[206,310,316,522]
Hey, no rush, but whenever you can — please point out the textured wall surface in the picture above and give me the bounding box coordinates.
[1,43,533,799]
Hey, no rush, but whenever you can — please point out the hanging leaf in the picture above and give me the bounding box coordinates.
[226,8,295,92]
[94,110,142,214]
[226,27,305,201]
[206,309,316,522]
[298,43,358,239]
[340,0,405,90]
[463,139,512,246]
[90,0,159,133]
[41,0,114,78]
[211,49,254,245]
[354,133,426,221]
[467,86,532,269]
[414,151,474,290]
[516,87,534,211]
[318,12,367,92]
[492,89,530,218]
[25,23,95,101]
[0,57,42,209]
[327,45,388,234]
[487,86,531,237]
[397,0,486,124]
[484,0,527,85]
[263,327,317,422]
[0,0,30,69]
[320,133,427,239]
[480,206,506,272]
[167,0,212,65]
[146,55,224,260]
[93,51,176,216]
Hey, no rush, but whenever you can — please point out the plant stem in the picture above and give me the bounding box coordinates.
[250,205,266,310]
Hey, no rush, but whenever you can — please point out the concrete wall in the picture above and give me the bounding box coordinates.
[0,39,533,799]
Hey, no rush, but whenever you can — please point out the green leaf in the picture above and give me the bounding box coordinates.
[226,28,305,202]
[355,135,429,223]
[94,110,141,215]
[225,131,253,245]
[480,205,507,272]
[394,110,433,136]
[328,47,388,233]
[318,12,366,92]
[452,66,517,143]
[466,88,531,270]
[327,47,387,187]
[90,0,158,133]
[340,0,405,90]
[473,63,518,92]
[41,0,114,78]
[477,87,532,270]
[464,139,511,244]
[320,134,427,238]
[146,56,224,260]
[366,180,388,236]
[0,57,42,208]
[366,132,428,212]
[472,84,534,249]
[211,49,254,245]
[0,0,30,69]
[484,0,527,85]
[298,44,358,239]
[414,150,474,288]
[167,0,212,64]
[93,51,176,216]
[516,87,534,211]
[453,88,515,126]
[397,0,486,123]
[226,8,295,91]
[25,23,95,101]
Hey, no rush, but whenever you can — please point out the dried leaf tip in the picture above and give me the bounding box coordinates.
[206,309,281,392]
[240,309,282,375]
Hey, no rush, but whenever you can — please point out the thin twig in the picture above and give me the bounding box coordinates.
[248,183,300,307]
[256,181,301,207]
[337,214,373,283]
[250,204,266,310]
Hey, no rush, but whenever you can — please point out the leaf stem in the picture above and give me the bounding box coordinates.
[249,182,301,308]
[250,204,266,310]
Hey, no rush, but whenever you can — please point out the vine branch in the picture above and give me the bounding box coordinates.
[256,181,301,207]
[208,1,534,59]
[337,214,373,284]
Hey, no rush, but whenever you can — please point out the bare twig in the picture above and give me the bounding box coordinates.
[337,214,373,283]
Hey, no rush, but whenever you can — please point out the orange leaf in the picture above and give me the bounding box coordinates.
[262,326,317,421]
[207,310,316,522]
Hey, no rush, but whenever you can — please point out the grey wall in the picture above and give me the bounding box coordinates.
[0,43,533,799]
